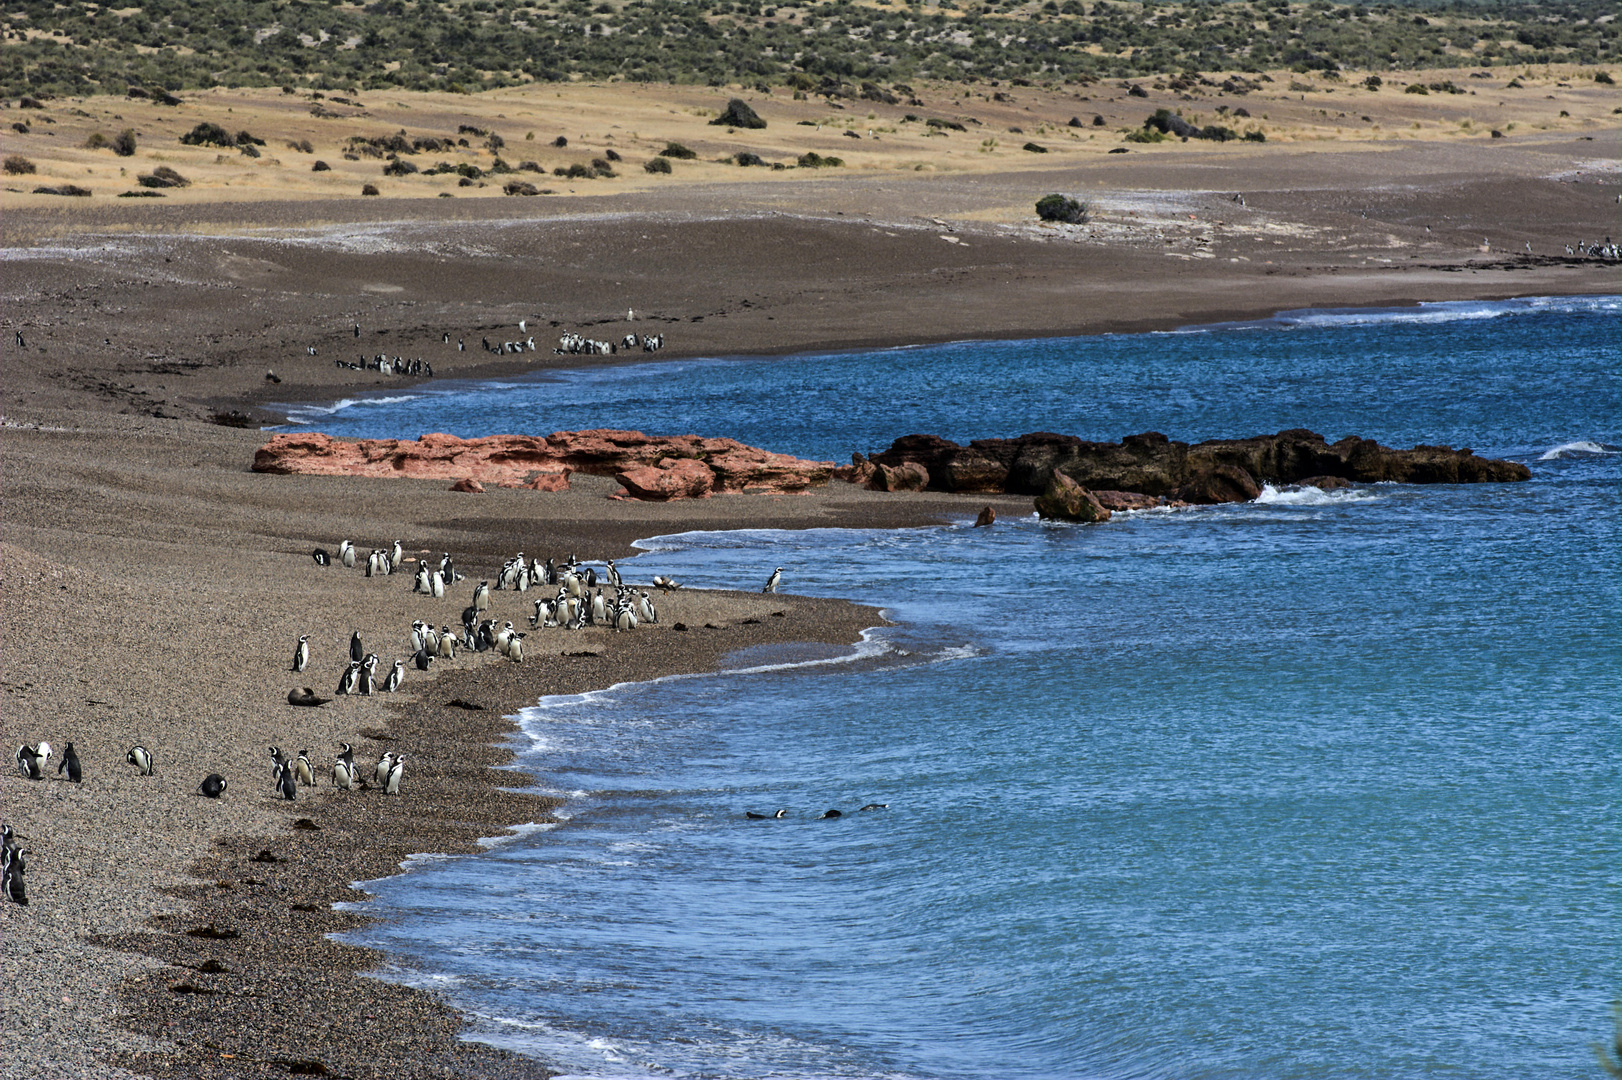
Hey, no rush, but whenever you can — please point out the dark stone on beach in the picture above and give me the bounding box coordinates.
[874,461,929,492]
[1091,490,1164,511]
[859,428,1528,500]
[1034,472,1112,523]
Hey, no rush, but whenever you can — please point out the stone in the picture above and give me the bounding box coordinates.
[711,98,767,129]
[1034,472,1111,523]
[1091,490,1164,511]
[1175,464,1261,504]
[615,458,715,501]
[873,462,929,492]
[449,478,485,493]
[1296,475,1352,491]
[253,429,833,501]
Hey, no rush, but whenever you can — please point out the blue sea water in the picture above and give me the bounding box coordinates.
[328,296,1620,1080]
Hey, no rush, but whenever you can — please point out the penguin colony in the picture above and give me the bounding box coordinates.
[6,540,783,909]
[315,318,668,383]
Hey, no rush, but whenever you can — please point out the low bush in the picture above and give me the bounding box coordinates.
[1035,193,1087,223]
[591,158,616,177]
[381,157,418,176]
[137,165,190,188]
[926,117,967,131]
[659,142,698,159]
[33,184,92,196]
[644,156,672,174]
[797,151,843,168]
[1404,83,1429,95]
[736,151,764,166]
[112,129,138,156]
[711,98,766,129]
[361,183,380,196]
[117,190,165,198]
[4,155,37,174]
[287,139,314,154]
[1022,141,1048,153]
[180,122,235,147]
[553,135,568,147]
[504,180,540,196]
[1597,71,1616,85]
[311,160,331,172]
[85,132,109,150]
[604,148,622,162]
[1243,129,1266,142]
[519,160,542,172]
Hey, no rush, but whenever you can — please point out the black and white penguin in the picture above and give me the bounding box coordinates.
[745,809,788,820]
[391,540,404,568]
[339,540,355,568]
[762,567,783,594]
[606,559,623,588]
[858,803,889,812]
[350,631,365,664]
[383,658,405,692]
[126,745,155,776]
[473,580,492,615]
[292,634,310,673]
[357,655,377,696]
[337,742,355,770]
[332,757,355,790]
[336,661,361,696]
[412,648,434,671]
[385,754,405,795]
[199,773,228,798]
[373,752,395,789]
[14,742,50,780]
[436,627,457,659]
[269,746,291,774]
[273,761,297,801]
[57,742,81,783]
[312,548,331,566]
[2,845,27,906]
[294,750,315,787]
[818,809,843,819]
[506,632,525,663]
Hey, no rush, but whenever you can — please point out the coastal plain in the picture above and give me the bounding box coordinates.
[2,69,1619,1080]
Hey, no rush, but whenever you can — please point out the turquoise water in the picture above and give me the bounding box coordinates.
[333,297,1620,1079]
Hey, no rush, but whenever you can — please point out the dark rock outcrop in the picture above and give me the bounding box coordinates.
[859,428,1528,506]
[1034,472,1111,523]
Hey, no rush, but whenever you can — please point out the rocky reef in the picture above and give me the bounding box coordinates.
[252,430,835,501]
[835,429,1530,521]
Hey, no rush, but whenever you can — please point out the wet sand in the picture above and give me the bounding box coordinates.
[1,82,1617,1079]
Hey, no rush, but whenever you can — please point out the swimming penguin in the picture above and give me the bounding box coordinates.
[383,658,405,692]
[57,742,81,783]
[14,742,50,780]
[292,634,310,673]
[385,754,405,795]
[339,540,355,568]
[336,662,361,697]
[745,809,788,820]
[294,750,315,787]
[818,809,843,819]
[288,687,331,707]
[273,762,297,801]
[762,567,783,594]
[126,745,155,775]
[199,773,228,799]
[350,631,365,664]
[858,803,889,812]
[312,548,331,566]
[373,752,395,789]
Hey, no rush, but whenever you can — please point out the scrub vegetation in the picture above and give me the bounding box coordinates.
[1,0,1616,99]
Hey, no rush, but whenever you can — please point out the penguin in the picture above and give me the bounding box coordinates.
[473,580,491,615]
[385,754,405,795]
[506,633,525,663]
[436,627,457,659]
[15,742,50,780]
[337,741,355,770]
[606,559,623,588]
[422,625,439,655]
[391,540,404,568]
[199,773,228,798]
[350,631,364,664]
[745,809,787,819]
[430,570,446,598]
[383,658,405,692]
[762,567,783,594]
[414,563,432,594]
[354,322,361,337]
[292,634,310,673]
[615,606,637,632]
[294,750,315,787]
[412,648,434,671]
[288,687,331,707]
[493,621,514,653]
[126,744,156,775]
[337,661,361,696]
[818,809,843,819]
[373,752,395,789]
[312,548,332,566]
[590,589,607,626]
[273,762,297,801]
[269,746,291,774]
[57,741,81,783]
[357,656,377,696]
[332,758,355,790]
[2,847,27,906]
[339,539,355,568]
[584,567,598,589]
[858,803,889,812]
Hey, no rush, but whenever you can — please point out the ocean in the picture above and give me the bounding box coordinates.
[311,296,1619,1080]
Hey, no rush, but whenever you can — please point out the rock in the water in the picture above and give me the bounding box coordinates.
[1175,463,1261,504]
[973,506,996,527]
[711,98,767,129]
[1091,490,1165,511]
[1297,475,1352,491]
[1034,472,1111,523]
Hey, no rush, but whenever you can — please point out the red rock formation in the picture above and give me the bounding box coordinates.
[252,430,833,501]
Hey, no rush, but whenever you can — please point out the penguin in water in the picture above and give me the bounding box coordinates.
[292,634,310,673]
[858,803,889,812]
[745,809,788,820]
[383,658,405,692]
[15,742,51,780]
[762,567,783,594]
[57,742,81,783]
[385,754,405,795]
[126,745,155,775]
[199,773,228,799]
[339,540,355,568]
[273,761,297,801]
[350,631,365,664]
[294,750,315,787]
[312,548,331,566]
[818,809,843,819]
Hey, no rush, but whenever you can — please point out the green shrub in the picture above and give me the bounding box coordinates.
[137,165,190,188]
[382,158,418,176]
[660,142,698,159]
[797,151,843,167]
[504,180,540,195]
[926,117,967,131]
[1243,129,1266,142]
[85,132,109,150]
[1404,83,1429,95]
[736,151,764,166]
[1035,193,1087,223]
[1597,72,1616,85]
[644,156,672,174]
[180,122,235,147]
[33,184,93,196]
[711,98,766,129]
[112,129,138,156]
[1022,141,1048,153]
